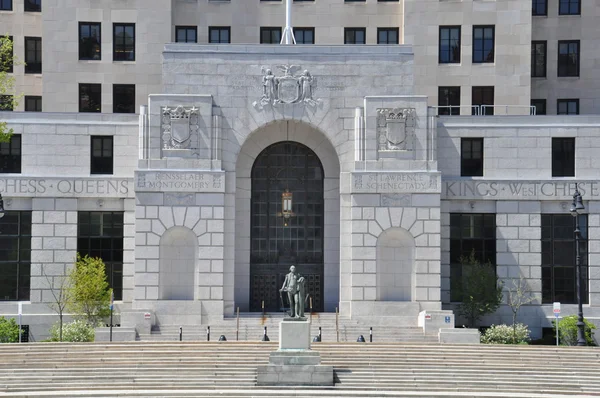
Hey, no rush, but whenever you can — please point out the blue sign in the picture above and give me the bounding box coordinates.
[444,316,451,324]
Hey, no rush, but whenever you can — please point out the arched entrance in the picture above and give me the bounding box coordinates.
[250,141,324,311]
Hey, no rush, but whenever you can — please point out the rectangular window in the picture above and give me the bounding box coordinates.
[0,134,21,173]
[377,28,399,44]
[439,26,461,64]
[461,138,484,177]
[209,26,230,44]
[559,0,580,15]
[557,98,579,115]
[531,99,546,115]
[0,95,13,111]
[344,27,366,44]
[79,83,101,113]
[24,0,40,12]
[449,213,496,301]
[531,41,547,78]
[113,84,135,114]
[113,23,135,61]
[0,211,31,301]
[79,22,101,60]
[0,36,13,73]
[558,40,580,77]
[24,95,41,112]
[542,214,587,304]
[77,212,124,301]
[91,136,113,175]
[24,37,41,74]
[260,27,282,44]
[438,86,461,116]
[176,26,197,43]
[473,26,495,63]
[295,27,315,44]
[0,0,12,10]
[552,137,575,177]
[472,86,494,115]
[533,0,548,15]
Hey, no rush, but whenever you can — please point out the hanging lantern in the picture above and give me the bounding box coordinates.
[278,189,295,226]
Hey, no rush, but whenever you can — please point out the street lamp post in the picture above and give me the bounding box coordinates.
[570,184,587,346]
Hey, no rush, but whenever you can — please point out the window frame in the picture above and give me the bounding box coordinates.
[377,27,399,44]
[472,25,495,64]
[24,95,42,112]
[438,86,461,116]
[175,26,198,43]
[461,137,484,177]
[79,83,102,113]
[531,40,547,78]
[552,137,575,177]
[532,0,548,16]
[0,0,12,11]
[559,0,581,15]
[0,36,13,73]
[24,36,42,74]
[472,86,495,115]
[344,27,366,44]
[260,27,282,44]
[0,133,21,173]
[558,40,580,77]
[209,26,231,44]
[113,84,135,114]
[0,95,13,111]
[439,26,461,64]
[531,99,547,115]
[0,211,32,301]
[557,98,579,115]
[90,135,114,175]
[113,23,136,61]
[79,22,102,61]
[23,0,40,12]
[294,27,315,44]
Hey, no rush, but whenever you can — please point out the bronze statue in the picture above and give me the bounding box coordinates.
[280,265,306,318]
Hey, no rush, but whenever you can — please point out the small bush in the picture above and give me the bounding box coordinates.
[49,320,95,342]
[554,315,596,346]
[481,323,531,344]
[0,317,21,343]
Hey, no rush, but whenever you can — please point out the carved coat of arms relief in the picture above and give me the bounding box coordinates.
[253,65,321,110]
[161,105,200,150]
[376,108,416,151]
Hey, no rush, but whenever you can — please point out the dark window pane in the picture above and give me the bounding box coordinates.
[260,27,281,44]
[439,26,461,64]
[461,138,484,176]
[113,23,135,61]
[558,40,579,77]
[295,28,314,44]
[91,136,114,175]
[473,26,494,63]
[0,211,32,301]
[533,0,547,15]
[24,0,40,11]
[531,99,546,115]
[472,86,494,115]
[79,83,101,113]
[24,37,42,74]
[175,26,197,43]
[438,86,460,115]
[552,137,575,177]
[24,95,42,112]
[377,28,398,44]
[531,41,547,78]
[0,134,21,173]
[344,28,366,44]
[113,84,135,113]
[79,22,101,60]
[209,27,230,44]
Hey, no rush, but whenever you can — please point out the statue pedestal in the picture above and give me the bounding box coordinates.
[256,319,333,386]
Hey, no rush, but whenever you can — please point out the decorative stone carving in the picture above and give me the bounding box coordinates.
[161,105,199,149]
[254,65,321,109]
[377,108,416,151]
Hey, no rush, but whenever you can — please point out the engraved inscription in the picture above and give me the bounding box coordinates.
[352,173,440,193]
[443,180,600,200]
[0,178,131,198]
[136,171,225,193]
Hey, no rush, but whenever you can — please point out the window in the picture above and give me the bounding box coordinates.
[0,36,13,73]
[113,23,135,61]
[209,26,230,44]
[91,136,113,175]
[78,212,124,301]
[377,28,399,44]
[542,214,587,304]
[260,27,281,44]
[24,0,40,12]
[79,22,101,60]
[24,96,41,112]
[461,138,484,177]
[472,86,494,115]
[473,26,494,63]
[531,41,547,78]
[0,0,12,10]
[0,211,31,301]
[531,99,546,115]
[558,40,579,77]
[24,37,41,74]
[533,0,547,15]
[559,0,580,15]
[0,134,21,173]
[344,27,366,44]
[438,86,460,116]
[176,26,197,43]
[450,213,496,301]
[113,84,135,114]
[79,83,101,113]
[439,26,461,64]
[295,27,314,44]
[552,137,575,177]
[557,99,579,115]
[0,95,13,111]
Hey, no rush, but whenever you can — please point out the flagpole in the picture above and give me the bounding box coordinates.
[281,0,296,45]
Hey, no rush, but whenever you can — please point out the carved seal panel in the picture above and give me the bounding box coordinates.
[253,65,322,110]
[377,108,416,151]
[161,105,200,150]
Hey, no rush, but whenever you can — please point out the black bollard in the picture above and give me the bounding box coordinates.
[313,327,321,342]
[219,335,227,341]
[357,335,365,342]
[262,326,270,342]
[370,327,373,343]
[207,326,210,342]
[179,326,182,342]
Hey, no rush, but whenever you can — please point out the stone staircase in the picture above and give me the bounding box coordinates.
[0,342,599,397]
[139,312,439,343]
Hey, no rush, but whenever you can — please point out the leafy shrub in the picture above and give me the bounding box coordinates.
[481,323,531,344]
[0,317,21,343]
[49,320,95,342]
[554,315,596,346]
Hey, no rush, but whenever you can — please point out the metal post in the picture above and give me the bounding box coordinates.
[280,0,296,44]
[17,302,21,344]
[236,307,240,342]
[207,326,210,342]
[309,297,313,323]
[369,327,372,343]
[319,326,322,341]
[262,300,265,317]
[556,319,559,346]
[179,326,182,341]
[575,213,586,346]
[109,308,113,342]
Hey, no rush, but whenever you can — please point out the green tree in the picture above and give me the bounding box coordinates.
[0,316,21,343]
[455,251,503,328]
[0,35,23,142]
[43,269,72,342]
[66,254,112,326]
